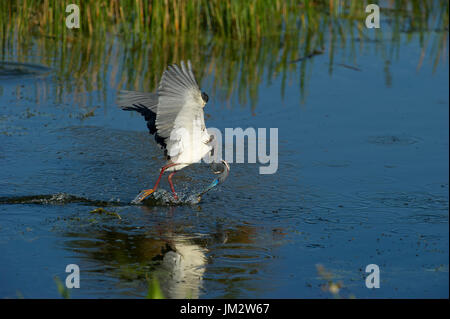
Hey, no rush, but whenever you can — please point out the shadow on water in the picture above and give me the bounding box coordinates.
[0,62,51,78]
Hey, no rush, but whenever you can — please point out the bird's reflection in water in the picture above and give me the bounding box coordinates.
[157,234,208,298]
[60,205,234,298]
[142,206,229,299]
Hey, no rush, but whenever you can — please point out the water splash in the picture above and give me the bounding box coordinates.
[0,190,202,207]
[0,193,113,206]
[141,189,201,206]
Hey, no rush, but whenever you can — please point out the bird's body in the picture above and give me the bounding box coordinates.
[118,60,228,202]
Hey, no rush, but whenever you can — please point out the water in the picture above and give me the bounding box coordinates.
[0,16,448,298]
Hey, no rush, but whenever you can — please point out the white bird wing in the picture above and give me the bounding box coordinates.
[117,90,171,154]
[156,61,210,161]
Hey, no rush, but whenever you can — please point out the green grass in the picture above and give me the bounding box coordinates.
[1,0,300,40]
[0,1,447,108]
[54,276,71,299]
[146,276,164,299]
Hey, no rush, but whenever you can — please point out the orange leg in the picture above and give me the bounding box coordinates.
[132,163,179,203]
[153,163,178,191]
[168,171,178,200]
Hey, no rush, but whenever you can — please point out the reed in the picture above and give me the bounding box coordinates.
[0,0,299,41]
[0,1,448,109]
[2,1,447,41]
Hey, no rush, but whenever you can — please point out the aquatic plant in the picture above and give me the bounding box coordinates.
[316,264,355,299]
[54,276,71,299]
[146,276,164,299]
[0,1,447,108]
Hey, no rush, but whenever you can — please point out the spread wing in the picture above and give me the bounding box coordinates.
[156,61,210,157]
[117,90,168,156]
[118,61,210,161]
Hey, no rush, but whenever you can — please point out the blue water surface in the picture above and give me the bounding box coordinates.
[0,22,448,298]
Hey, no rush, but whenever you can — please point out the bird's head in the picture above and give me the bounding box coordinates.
[215,160,230,183]
[210,160,230,184]
[201,91,209,107]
